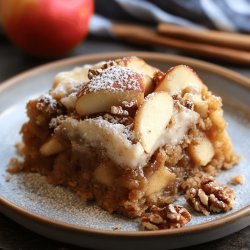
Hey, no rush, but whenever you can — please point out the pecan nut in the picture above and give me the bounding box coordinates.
[88,61,117,79]
[185,176,235,215]
[140,204,191,230]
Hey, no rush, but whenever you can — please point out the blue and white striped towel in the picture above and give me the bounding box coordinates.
[90,0,250,35]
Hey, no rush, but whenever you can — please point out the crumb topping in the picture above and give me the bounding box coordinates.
[229,175,244,185]
[36,94,63,114]
[49,115,68,129]
[110,106,129,116]
[93,115,136,142]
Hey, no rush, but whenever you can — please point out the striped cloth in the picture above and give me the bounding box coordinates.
[90,0,250,35]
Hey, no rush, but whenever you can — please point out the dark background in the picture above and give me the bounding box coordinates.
[0,32,250,250]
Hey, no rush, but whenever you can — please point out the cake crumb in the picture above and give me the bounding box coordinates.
[112,225,121,231]
[229,175,244,185]
[7,157,23,173]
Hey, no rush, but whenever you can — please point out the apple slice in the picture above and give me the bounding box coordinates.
[143,74,155,96]
[94,162,118,186]
[146,166,176,196]
[117,57,158,96]
[117,56,157,78]
[188,135,214,166]
[75,66,144,116]
[155,65,203,95]
[51,65,90,99]
[76,90,143,116]
[134,92,173,153]
[40,137,64,156]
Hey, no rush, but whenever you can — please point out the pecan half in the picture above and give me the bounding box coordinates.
[88,61,117,79]
[153,71,165,86]
[185,176,235,215]
[140,204,191,230]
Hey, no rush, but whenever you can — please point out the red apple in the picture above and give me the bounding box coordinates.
[1,0,94,57]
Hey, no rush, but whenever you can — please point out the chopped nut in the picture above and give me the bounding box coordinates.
[185,176,235,215]
[88,68,102,79]
[184,99,194,110]
[88,61,117,79]
[229,175,244,185]
[181,175,204,192]
[198,189,209,206]
[140,204,191,230]
[122,100,137,109]
[171,94,179,100]
[36,95,63,114]
[153,71,165,86]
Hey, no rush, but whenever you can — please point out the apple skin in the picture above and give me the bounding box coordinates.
[2,0,94,58]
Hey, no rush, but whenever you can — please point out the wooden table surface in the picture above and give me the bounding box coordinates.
[0,35,249,250]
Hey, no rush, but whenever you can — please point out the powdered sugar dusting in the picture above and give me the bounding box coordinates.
[82,66,143,94]
[36,94,58,111]
[85,115,136,144]
[98,114,136,142]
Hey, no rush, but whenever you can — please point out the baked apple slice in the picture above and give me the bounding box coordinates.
[155,65,203,95]
[134,92,173,153]
[50,65,90,99]
[188,134,215,166]
[75,66,144,116]
[117,57,158,96]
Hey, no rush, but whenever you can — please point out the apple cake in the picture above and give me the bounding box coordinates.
[16,56,239,219]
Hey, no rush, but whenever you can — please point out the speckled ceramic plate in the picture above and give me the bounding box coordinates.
[0,52,249,250]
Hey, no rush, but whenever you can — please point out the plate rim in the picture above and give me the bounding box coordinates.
[0,51,250,237]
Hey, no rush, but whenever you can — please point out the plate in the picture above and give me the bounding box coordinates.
[0,52,249,250]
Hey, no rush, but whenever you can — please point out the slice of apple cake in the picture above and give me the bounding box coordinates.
[18,56,239,218]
